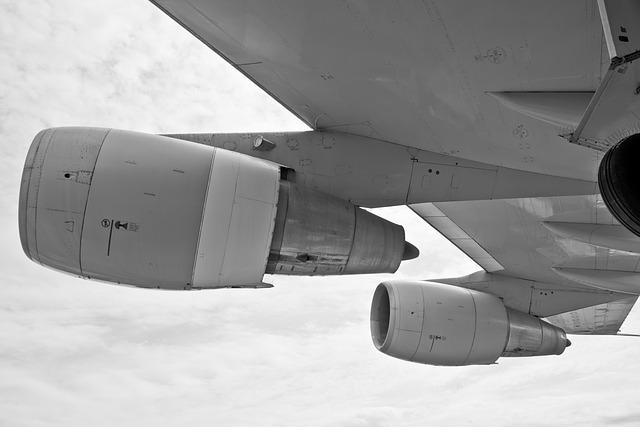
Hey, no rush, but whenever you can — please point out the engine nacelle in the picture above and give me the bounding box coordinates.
[19,128,414,289]
[599,133,640,237]
[370,281,570,366]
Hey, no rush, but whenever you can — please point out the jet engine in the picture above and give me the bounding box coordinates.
[19,127,416,289]
[370,281,570,366]
[599,133,640,237]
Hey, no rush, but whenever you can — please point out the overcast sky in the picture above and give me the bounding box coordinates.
[1,1,640,426]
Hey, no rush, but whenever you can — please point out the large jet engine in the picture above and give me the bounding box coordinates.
[19,127,416,289]
[599,133,640,237]
[370,281,570,366]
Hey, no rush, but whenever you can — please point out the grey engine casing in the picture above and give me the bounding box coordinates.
[19,127,409,289]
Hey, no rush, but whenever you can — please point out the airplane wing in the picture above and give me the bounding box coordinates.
[564,0,640,151]
[149,1,640,333]
[150,0,605,181]
[411,196,639,335]
[546,297,637,334]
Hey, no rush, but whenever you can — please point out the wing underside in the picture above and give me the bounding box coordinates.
[545,297,637,334]
[149,0,639,333]
[150,0,607,181]
[411,196,639,334]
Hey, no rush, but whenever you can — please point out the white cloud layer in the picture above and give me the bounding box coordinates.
[1,1,639,426]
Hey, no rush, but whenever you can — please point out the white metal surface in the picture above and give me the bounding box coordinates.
[435,271,631,318]
[411,195,640,289]
[373,280,509,366]
[487,92,592,129]
[543,221,640,253]
[20,128,284,289]
[546,296,638,334]
[81,129,214,288]
[148,1,640,330]
[411,195,639,332]
[192,149,280,288]
[151,0,605,181]
[168,131,597,208]
[597,0,640,59]
[410,203,503,272]
[19,128,108,276]
[371,281,568,366]
[553,268,640,294]
[567,0,640,149]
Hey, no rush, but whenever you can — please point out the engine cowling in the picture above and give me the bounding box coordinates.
[370,281,570,366]
[19,127,415,289]
[598,133,640,237]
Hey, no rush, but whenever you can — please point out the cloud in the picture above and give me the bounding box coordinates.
[601,413,640,426]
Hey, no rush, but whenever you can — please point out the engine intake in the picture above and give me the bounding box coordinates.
[19,128,414,289]
[599,133,640,237]
[370,281,570,366]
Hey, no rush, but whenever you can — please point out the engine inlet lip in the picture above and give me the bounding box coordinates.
[370,282,395,351]
[18,129,52,262]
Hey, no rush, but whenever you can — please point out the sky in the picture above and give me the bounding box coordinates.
[1,1,640,426]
